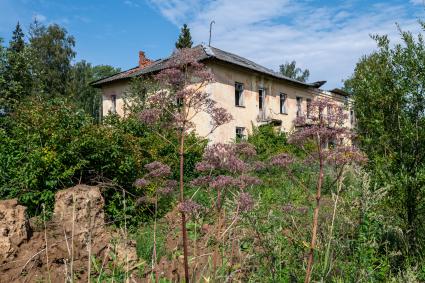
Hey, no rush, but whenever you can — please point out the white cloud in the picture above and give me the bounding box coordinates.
[149,0,424,88]
[32,13,46,22]
[410,0,424,6]
[124,0,140,8]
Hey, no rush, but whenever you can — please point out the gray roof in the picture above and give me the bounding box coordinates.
[91,45,326,88]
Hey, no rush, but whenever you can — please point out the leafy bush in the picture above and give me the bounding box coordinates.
[247,124,303,160]
[0,96,205,224]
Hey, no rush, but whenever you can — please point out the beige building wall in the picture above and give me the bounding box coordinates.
[100,61,354,143]
[101,81,129,117]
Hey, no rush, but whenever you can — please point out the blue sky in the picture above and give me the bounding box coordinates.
[0,0,424,88]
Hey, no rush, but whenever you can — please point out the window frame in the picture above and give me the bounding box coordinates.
[306,98,312,118]
[296,96,303,117]
[279,93,287,114]
[235,126,246,140]
[259,88,265,110]
[235,82,244,107]
[111,94,117,113]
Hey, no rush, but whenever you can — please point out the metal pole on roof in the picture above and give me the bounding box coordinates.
[209,20,215,46]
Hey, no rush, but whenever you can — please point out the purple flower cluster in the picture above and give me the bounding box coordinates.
[178,199,203,215]
[209,106,233,128]
[157,180,178,195]
[189,176,212,187]
[144,161,171,178]
[326,146,367,165]
[270,153,294,168]
[199,143,249,174]
[134,178,149,188]
[139,108,161,125]
[210,175,236,189]
[252,161,267,172]
[235,142,257,158]
[238,192,254,212]
[234,175,262,189]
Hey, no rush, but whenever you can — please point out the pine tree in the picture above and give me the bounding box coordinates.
[175,24,193,49]
[9,22,25,53]
[2,22,32,106]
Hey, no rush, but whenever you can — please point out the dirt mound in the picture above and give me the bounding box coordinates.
[54,184,105,241]
[0,185,140,283]
[0,199,30,261]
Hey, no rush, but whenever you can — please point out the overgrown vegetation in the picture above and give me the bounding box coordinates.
[1,19,425,282]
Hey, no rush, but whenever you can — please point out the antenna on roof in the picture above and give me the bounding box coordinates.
[209,20,215,46]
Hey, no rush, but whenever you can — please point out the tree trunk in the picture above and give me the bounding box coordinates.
[304,148,324,283]
[179,134,190,283]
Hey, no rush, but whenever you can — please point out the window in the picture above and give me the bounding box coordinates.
[296,97,302,117]
[306,98,312,118]
[327,104,333,123]
[111,94,117,113]
[236,127,246,140]
[235,82,244,106]
[259,88,265,110]
[279,93,287,114]
[350,109,354,125]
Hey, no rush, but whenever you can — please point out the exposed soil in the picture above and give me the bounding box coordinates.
[0,185,251,282]
[0,185,140,283]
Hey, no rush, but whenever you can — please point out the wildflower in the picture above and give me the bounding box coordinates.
[238,192,254,212]
[134,178,149,188]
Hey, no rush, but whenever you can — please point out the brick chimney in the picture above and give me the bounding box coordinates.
[138,51,152,68]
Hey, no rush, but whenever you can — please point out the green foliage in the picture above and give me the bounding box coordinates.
[175,24,193,49]
[247,124,302,159]
[0,96,204,223]
[29,21,76,96]
[279,60,310,82]
[345,22,425,258]
[68,60,120,120]
[136,222,167,263]
[0,23,32,109]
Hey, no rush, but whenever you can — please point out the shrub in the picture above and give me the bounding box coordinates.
[0,96,205,224]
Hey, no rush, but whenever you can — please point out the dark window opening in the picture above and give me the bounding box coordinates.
[236,127,246,140]
[259,88,265,110]
[235,82,244,106]
[280,93,287,114]
[111,95,117,113]
[296,97,302,117]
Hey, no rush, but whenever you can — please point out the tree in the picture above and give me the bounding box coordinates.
[344,22,425,257]
[2,22,32,106]
[68,61,120,120]
[29,21,76,96]
[279,60,310,82]
[0,38,7,111]
[175,24,193,49]
[139,48,232,282]
[9,22,25,52]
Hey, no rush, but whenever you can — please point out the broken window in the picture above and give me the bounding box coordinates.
[236,127,246,140]
[280,93,287,114]
[296,96,302,117]
[235,82,244,106]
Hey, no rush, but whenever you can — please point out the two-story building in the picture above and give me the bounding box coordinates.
[91,44,353,143]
